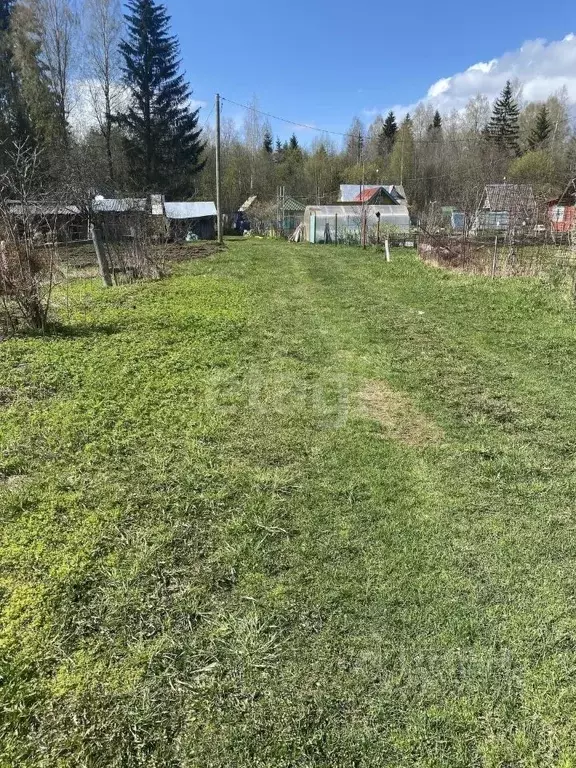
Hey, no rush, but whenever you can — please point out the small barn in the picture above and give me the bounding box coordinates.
[164,202,217,240]
[7,200,86,242]
[472,184,537,233]
[304,204,410,244]
[548,179,576,233]
[92,197,217,241]
[92,198,148,240]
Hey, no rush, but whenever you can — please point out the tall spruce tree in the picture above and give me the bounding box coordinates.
[263,129,273,153]
[379,110,397,155]
[487,81,520,155]
[528,104,552,150]
[117,0,204,197]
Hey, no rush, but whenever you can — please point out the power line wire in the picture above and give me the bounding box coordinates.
[201,102,215,131]
[220,95,482,145]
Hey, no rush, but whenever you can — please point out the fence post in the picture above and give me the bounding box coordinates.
[91,223,113,287]
[491,236,498,278]
[385,238,391,262]
[335,214,338,245]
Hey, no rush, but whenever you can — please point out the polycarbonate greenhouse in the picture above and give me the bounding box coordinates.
[303,204,410,244]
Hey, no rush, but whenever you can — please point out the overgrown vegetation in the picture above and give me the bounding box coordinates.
[4,240,576,765]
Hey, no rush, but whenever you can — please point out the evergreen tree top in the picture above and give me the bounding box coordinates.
[117,0,204,197]
[263,129,273,153]
[121,0,186,102]
[493,81,520,116]
[289,133,299,150]
[487,80,520,155]
[383,111,397,138]
[529,104,552,149]
[432,110,442,129]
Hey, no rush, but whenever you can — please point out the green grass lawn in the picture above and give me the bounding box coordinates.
[3,240,576,767]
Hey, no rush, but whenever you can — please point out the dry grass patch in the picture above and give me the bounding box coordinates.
[358,380,444,446]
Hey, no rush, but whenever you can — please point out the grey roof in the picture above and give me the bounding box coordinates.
[164,202,216,220]
[483,184,536,213]
[386,184,407,202]
[7,201,81,216]
[239,195,258,212]
[282,196,306,212]
[92,198,147,213]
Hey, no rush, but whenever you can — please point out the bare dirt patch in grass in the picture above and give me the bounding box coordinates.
[358,380,444,446]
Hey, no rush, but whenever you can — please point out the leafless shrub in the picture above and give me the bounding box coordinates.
[418,230,576,280]
[97,208,169,282]
[0,143,61,334]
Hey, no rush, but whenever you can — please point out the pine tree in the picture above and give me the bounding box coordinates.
[487,81,520,155]
[263,129,273,153]
[383,111,397,139]
[427,110,442,138]
[379,110,397,155]
[528,104,552,150]
[117,0,205,198]
[289,133,299,150]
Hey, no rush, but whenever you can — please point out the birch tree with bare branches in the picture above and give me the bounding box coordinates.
[82,0,123,182]
[32,0,79,138]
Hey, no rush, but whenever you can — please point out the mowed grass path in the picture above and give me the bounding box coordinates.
[2,240,576,766]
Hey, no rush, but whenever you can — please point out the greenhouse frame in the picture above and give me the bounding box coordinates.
[303,204,410,244]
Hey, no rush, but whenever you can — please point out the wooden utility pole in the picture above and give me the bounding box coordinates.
[215,93,223,244]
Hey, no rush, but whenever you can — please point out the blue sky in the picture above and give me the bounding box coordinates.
[166,0,575,143]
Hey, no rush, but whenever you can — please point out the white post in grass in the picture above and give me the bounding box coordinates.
[385,238,391,262]
[492,236,498,278]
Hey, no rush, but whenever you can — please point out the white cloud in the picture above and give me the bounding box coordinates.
[367,33,576,118]
[427,78,451,98]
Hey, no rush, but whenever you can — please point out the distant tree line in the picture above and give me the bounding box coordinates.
[197,82,576,218]
[1,1,575,216]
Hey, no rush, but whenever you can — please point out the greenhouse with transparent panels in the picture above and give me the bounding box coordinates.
[303,204,410,244]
